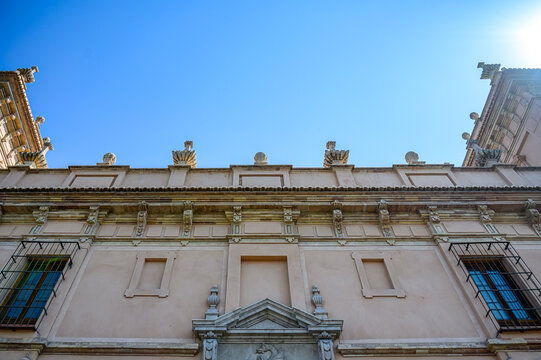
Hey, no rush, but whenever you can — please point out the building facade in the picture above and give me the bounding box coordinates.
[0,66,540,360]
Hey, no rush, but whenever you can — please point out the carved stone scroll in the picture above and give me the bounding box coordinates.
[135,201,148,237]
[182,201,193,237]
[378,200,393,237]
[525,199,541,235]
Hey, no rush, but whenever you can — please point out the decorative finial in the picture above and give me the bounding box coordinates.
[324,141,349,167]
[477,62,501,80]
[254,152,268,165]
[19,137,53,168]
[205,285,220,319]
[462,132,471,141]
[404,151,425,165]
[172,140,196,168]
[97,153,116,166]
[35,116,45,125]
[17,66,39,83]
[469,112,480,121]
[312,285,328,319]
[463,134,502,167]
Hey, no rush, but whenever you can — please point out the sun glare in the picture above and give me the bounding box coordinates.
[514,11,541,66]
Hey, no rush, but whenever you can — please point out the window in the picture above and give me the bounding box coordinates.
[449,241,541,332]
[0,240,80,330]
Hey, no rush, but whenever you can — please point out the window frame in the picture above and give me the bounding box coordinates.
[0,255,69,329]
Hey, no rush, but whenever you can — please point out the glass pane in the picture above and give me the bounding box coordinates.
[487,271,530,320]
[469,270,510,320]
[24,271,62,320]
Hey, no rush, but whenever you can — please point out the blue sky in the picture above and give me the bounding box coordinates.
[2,1,540,168]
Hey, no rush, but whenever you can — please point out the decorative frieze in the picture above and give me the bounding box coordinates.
[172,140,196,168]
[324,141,349,168]
[182,201,193,237]
[525,199,541,235]
[378,200,393,237]
[135,201,148,237]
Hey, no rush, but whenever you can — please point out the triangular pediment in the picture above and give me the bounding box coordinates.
[215,298,322,330]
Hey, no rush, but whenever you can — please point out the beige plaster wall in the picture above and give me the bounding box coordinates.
[289,169,338,187]
[303,247,481,340]
[121,171,170,187]
[184,170,233,187]
[55,247,224,340]
[39,356,200,360]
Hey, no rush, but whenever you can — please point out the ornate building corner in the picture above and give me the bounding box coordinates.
[378,200,393,237]
[312,285,328,319]
[477,62,501,80]
[96,152,116,166]
[331,200,345,239]
[525,199,541,235]
[17,66,39,83]
[182,201,193,237]
[135,201,148,237]
[462,133,502,167]
[205,285,220,320]
[172,140,196,168]
[324,141,349,168]
[30,206,49,234]
[19,137,54,168]
[317,331,335,360]
[404,151,425,165]
[478,205,498,234]
[254,152,268,165]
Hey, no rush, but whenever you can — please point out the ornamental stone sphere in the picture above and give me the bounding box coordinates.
[405,151,419,164]
[102,152,116,165]
[254,152,268,165]
[469,112,480,121]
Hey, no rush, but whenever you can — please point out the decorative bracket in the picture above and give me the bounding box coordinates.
[317,331,335,360]
[331,200,344,239]
[135,201,148,237]
[525,199,541,235]
[478,205,497,234]
[424,206,445,234]
[182,201,193,237]
[378,200,393,237]
[30,206,49,234]
[83,205,102,235]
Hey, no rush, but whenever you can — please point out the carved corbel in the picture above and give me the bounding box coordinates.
[0,201,3,222]
[478,205,497,234]
[331,200,344,239]
[135,201,148,237]
[229,206,242,242]
[205,285,220,320]
[30,206,49,234]
[525,199,541,235]
[378,200,393,237]
[202,331,218,360]
[83,205,101,235]
[317,331,335,360]
[425,206,444,234]
[182,201,193,237]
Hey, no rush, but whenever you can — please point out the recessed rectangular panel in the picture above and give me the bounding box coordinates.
[240,175,283,187]
[138,259,166,290]
[70,175,117,187]
[240,257,290,307]
[407,174,455,187]
[362,259,393,290]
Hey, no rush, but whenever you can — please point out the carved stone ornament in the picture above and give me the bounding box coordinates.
[205,285,220,320]
[312,285,328,319]
[283,206,294,235]
[30,206,49,234]
[478,205,497,234]
[17,66,39,83]
[231,205,242,235]
[426,206,444,234]
[331,200,344,238]
[477,62,501,80]
[254,152,268,165]
[525,199,541,235]
[19,137,53,169]
[84,205,101,235]
[193,298,342,360]
[172,140,196,168]
[378,200,393,237]
[203,331,218,360]
[318,331,335,360]
[324,141,349,168]
[182,201,193,237]
[97,152,116,166]
[404,151,425,165]
[463,136,502,167]
[135,201,148,237]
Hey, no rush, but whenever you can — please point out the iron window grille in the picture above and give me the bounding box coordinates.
[449,241,541,332]
[0,240,80,330]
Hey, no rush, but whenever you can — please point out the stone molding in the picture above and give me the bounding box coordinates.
[124,251,176,298]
